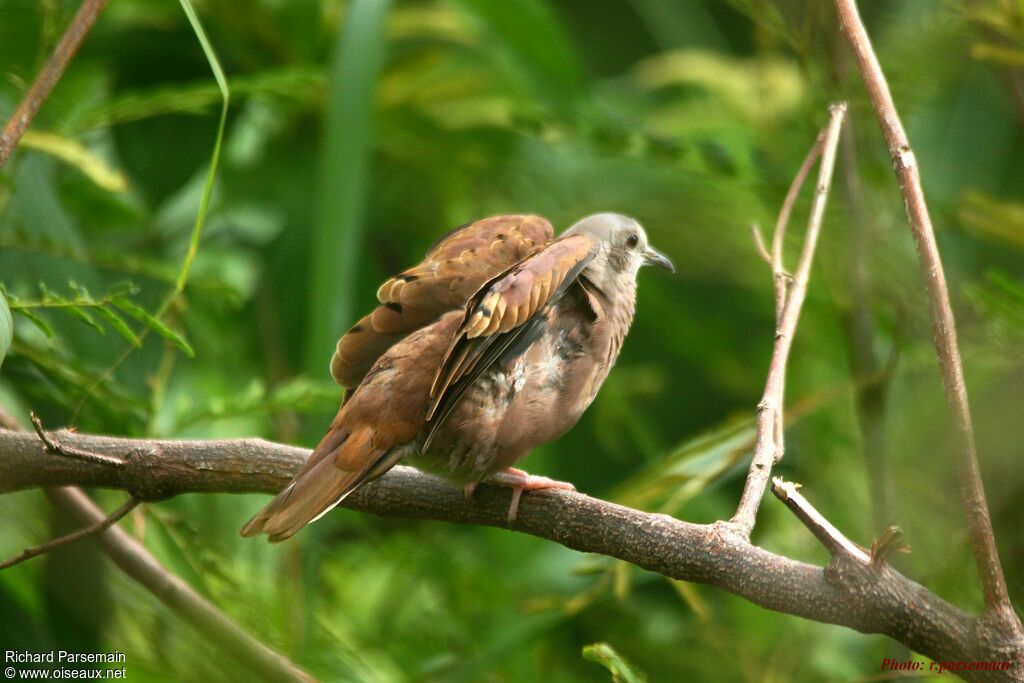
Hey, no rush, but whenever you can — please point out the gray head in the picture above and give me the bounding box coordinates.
[562,213,674,293]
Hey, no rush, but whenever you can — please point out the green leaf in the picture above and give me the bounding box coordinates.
[92,306,141,348]
[19,130,128,192]
[0,291,12,368]
[13,308,54,338]
[112,297,195,357]
[61,304,104,334]
[582,643,647,683]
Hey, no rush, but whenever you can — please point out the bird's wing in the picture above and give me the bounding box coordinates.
[331,215,553,391]
[424,233,597,446]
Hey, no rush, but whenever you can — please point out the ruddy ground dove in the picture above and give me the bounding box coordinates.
[242,213,673,541]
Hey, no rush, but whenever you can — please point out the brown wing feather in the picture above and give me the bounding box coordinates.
[331,215,553,390]
[425,233,597,433]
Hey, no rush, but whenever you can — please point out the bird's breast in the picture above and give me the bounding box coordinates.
[417,293,616,481]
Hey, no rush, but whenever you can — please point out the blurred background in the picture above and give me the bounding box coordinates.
[1,0,1023,680]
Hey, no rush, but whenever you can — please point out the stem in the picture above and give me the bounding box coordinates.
[730,103,847,539]
[0,0,109,167]
[833,0,1013,618]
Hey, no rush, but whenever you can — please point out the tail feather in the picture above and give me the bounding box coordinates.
[240,426,394,542]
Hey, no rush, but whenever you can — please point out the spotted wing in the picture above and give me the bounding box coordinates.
[331,215,553,391]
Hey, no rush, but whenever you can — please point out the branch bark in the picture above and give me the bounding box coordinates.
[833,0,1018,630]
[0,416,312,682]
[1,427,1021,680]
[0,0,108,168]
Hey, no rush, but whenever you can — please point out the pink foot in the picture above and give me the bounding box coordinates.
[486,467,576,523]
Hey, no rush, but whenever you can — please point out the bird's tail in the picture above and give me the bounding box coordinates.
[240,423,399,542]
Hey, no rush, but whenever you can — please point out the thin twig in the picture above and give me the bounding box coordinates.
[0,496,139,570]
[45,488,314,683]
[31,412,125,468]
[751,223,772,264]
[0,0,109,168]
[730,103,847,539]
[770,134,824,320]
[834,0,1014,620]
[770,477,870,562]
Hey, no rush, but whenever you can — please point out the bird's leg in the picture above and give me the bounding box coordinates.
[486,467,576,523]
[463,482,477,500]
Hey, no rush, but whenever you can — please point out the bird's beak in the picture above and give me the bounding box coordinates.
[643,246,675,273]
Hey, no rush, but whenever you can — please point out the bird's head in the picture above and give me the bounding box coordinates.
[563,213,674,294]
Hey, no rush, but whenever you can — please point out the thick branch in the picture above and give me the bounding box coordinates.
[44,487,314,683]
[0,0,108,168]
[833,0,1015,622]
[1,428,1021,680]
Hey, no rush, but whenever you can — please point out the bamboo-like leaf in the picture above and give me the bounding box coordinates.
[113,297,195,357]
[582,643,647,683]
[305,0,393,375]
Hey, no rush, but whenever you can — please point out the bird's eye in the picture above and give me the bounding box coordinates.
[626,233,640,249]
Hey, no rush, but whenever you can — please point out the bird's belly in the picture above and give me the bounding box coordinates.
[413,330,597,483]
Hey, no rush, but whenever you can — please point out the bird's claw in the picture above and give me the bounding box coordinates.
[485,467,576,523]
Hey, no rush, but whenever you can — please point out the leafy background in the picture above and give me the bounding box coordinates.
[1,0,1023,680]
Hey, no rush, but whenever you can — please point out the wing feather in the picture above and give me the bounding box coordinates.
[331,215,553,390]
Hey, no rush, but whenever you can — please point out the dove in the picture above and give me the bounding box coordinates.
[241,213,673,542]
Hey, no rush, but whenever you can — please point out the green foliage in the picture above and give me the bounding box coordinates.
[2,0,1024,681]
[3,282,190,354]
[306,0,392,374]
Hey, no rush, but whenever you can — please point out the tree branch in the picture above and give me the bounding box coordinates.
[1,427,1021,680]
[43,487,314,683]
[833,0,1018,628]
[0,415,313,682]
[730,102,847,539]
[771,477,870,563]
[0,0,109,168]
